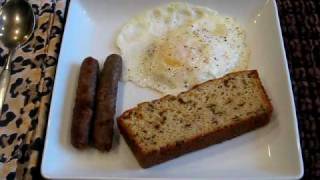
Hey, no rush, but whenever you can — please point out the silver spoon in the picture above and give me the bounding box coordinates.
[0,0,35,113]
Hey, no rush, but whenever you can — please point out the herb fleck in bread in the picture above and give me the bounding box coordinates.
[117,70,273,168]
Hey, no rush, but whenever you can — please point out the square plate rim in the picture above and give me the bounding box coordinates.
[41,0,304,179]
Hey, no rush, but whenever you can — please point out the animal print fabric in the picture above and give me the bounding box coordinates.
[0,0,66,179]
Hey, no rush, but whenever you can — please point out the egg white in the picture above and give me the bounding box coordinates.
[117,2,249,94]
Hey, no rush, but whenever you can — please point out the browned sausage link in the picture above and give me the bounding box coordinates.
[93,54,122,151]
[71,57,99,149]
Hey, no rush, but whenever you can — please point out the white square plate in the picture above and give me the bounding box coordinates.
[41,0,303,179]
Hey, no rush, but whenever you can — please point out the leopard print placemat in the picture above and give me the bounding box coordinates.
[0,0,66,179]
[0,0,319,179]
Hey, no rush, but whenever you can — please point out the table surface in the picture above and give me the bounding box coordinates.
[277,0,320,179]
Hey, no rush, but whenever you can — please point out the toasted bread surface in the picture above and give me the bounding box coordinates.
[118,70,273,168]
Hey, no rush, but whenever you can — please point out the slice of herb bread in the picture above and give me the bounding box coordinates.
[118,70,273,168]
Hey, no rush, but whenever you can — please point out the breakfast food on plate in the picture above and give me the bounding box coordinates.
[118,70,273,168]
[117,2,249,94]
[71,57,100,149]
[93,54,122,151]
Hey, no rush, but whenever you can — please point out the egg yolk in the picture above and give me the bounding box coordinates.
[152,30,205,71]
[159,41,189,68]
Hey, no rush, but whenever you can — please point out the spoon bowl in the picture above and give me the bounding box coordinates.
[0,0,35,48]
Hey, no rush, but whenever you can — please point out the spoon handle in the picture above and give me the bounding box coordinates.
[0,49,14,114]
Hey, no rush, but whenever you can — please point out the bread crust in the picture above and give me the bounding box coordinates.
[117,70,273,168]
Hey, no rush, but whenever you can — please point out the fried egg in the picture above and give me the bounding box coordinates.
[117,2,249,94]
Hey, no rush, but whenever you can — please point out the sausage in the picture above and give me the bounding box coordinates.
[93,54,122,151]
[71,57,99,149]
